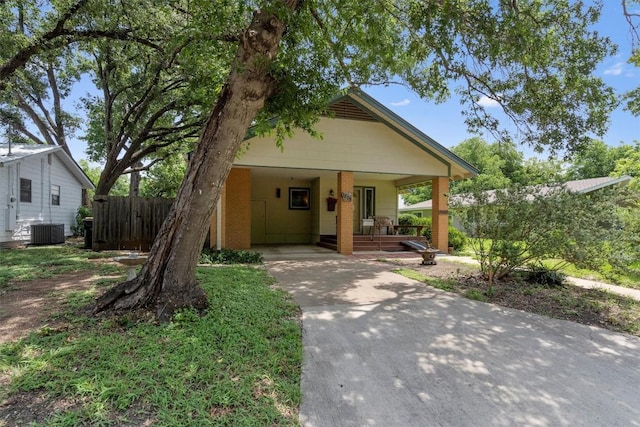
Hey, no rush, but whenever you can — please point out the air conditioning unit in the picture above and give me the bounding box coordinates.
[31,223,65,245]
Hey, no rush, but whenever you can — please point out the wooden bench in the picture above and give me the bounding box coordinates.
[393,224,425,237]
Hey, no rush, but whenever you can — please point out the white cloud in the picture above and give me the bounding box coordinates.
[604,62,624,76]
[477,95,500,108]
[390,98,411,107]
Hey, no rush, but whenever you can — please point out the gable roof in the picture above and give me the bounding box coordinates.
[400,175,633,211]
[244,89,478,181]
[332,89,478,180]
[0,143,95,189]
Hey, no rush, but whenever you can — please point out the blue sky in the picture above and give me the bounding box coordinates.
[67,1,638,162]
[362,1,638,159]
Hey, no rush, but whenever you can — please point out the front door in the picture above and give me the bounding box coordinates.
[352,187,375,234]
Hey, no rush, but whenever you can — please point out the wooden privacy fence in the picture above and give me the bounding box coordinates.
[92,195,174,251]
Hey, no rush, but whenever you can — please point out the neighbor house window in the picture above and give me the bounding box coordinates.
[51,184,60,206]
[20,178,31,203]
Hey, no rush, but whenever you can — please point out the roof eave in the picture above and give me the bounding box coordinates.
[346,89,479,178]
[576,175,632,194]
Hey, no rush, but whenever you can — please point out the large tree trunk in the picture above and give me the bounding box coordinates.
[95,5,297,319]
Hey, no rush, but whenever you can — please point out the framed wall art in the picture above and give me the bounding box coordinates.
[289,187,310,210]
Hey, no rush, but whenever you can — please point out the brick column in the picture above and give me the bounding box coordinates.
[223,168,251,250]
[431,177,449,252]
[336,171,354,255]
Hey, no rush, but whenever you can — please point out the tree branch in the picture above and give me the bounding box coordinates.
[0,0,89,84]
[14,91,57,146]
[308,6,357,87]
[0,1,163,88]
[622,0,640,46]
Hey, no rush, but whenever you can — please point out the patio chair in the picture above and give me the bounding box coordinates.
[370,216,394,240]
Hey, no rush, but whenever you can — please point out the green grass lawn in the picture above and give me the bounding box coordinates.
[0,247,302,426]
[0,245,119,288]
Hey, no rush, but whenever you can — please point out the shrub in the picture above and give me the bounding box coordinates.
[607,198,640,279]
[453,184,620,290]
[199,248,263,264]
[398,214,467,250]
[397,214,429,235]
[524,262,566,287]
[71,206,92,237]
[448,226,467,251]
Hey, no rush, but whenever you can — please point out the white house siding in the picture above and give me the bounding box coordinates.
[2,152,84,243]
[47,154,83,230]
[16,155,46,240]
[0,164,15,242]
[237,118,451,176]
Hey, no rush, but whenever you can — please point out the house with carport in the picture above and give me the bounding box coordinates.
[209,89,477,254]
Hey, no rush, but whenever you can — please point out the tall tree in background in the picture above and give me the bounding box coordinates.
[95,0,619,317]
[565,139,633,179]
[611,142,640,189]
[79,159,129,199]
[516,157,566,185]
[82,38,207,196]
[0,0,165,157]
[0,50,83,156]
[138,153,188,198]
[402,137,563,206]
[0,0,90,85]
[450,137,513,193]
[82,1,221,195]
[0,2,86,155]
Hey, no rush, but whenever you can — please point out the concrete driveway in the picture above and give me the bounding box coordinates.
[265,257,640,427]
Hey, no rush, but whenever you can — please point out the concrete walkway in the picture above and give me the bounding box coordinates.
[567,276,640,301]
[265,256,640,426]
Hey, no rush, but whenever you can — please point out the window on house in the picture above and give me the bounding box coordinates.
[20,178,31,203]
[363,187,375,218]
[51,184,60,206]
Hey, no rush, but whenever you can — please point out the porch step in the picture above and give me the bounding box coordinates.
[317,235,337,251]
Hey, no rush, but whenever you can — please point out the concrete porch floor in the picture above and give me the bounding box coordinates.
[252,244,347,261]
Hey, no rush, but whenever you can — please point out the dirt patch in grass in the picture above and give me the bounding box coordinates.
[0,258,124,427]
[0,259,119,345]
